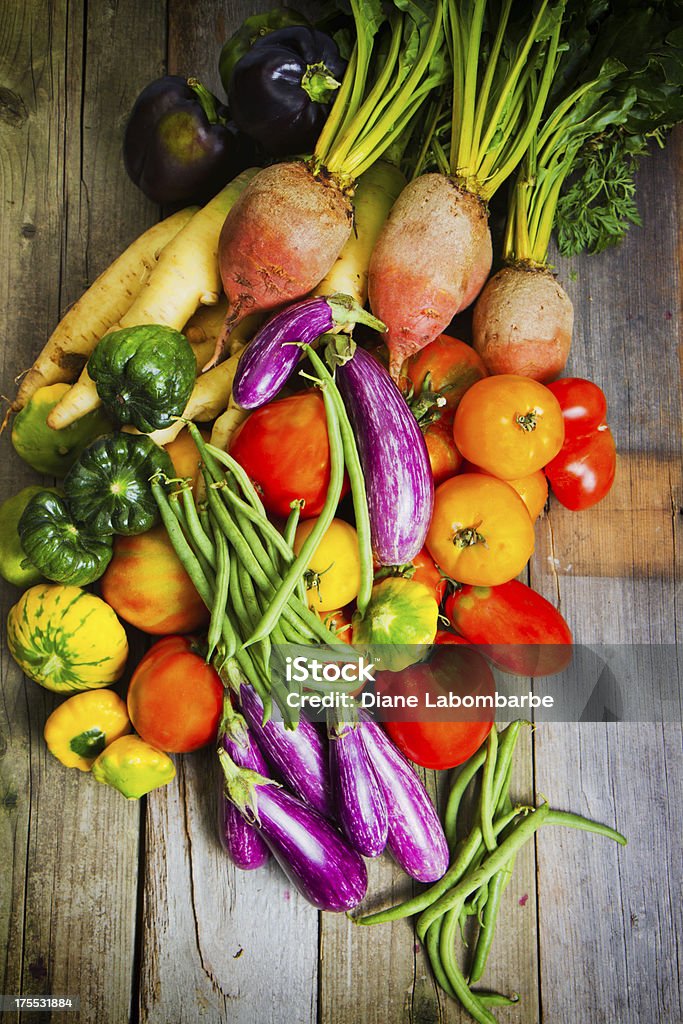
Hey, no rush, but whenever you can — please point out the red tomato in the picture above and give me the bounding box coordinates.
[405,335,488,414]
[411,547,447,604]
[424,414,462,485]
[229,391,348,518]
[445,581,572,676]
[545,424,617,511]
[376,645,494,769]
[546,378,608,438]
[127,636,224,753]
[101,526,209,635]
[435,630,469,644]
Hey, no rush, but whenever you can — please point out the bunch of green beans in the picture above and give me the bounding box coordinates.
[354,722,627,1023]
[150,358,371,720]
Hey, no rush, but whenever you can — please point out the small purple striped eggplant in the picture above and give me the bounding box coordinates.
[329,722,388,857]
[218,714,271,870]
[232,293,385,409]
[218,748,368,912]
[336,346,433,565]
[238,683,334,818]
[360,716,448,882]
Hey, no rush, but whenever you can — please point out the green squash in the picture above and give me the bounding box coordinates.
[63,433,173,536]
[7,584,128,693]
[18,490,113,586]
[88,324,196,432]
[11,383,113,476]
[0,485,57,586]
[352,578,439,672]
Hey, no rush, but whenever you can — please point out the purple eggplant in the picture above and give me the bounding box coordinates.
[218,714,271,870]
[329,723,388,858]
[336,346,433,565]
[359,717,448,882]
[233,294,385,410]
[238,683,334,818]
[218,749,368,911]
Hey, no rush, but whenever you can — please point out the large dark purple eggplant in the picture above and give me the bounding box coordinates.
[336,346,433,565]
[218,749,368,911]
[329,723,388,858]
[233,295,385,410]
[238,683,334,818]
[218,714,270,871]
[359,716,449,882]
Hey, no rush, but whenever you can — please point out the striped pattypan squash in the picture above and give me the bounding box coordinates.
[7,584,128,693]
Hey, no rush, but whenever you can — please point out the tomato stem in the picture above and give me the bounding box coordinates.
[515,411,537,432]
[452,526,487,549]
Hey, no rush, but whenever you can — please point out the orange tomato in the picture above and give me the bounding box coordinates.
[453,375,564,479]
[127,636,223,753]
[101,525,209,635]
[464,465,548,521]
[406,335,488,414]
[411,547,447,604]
[426,474,535,586]
[424,415,462,485]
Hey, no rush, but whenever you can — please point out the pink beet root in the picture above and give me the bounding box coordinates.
[210,161,353,365]
[472,264,574,382]
[368,174,492,379]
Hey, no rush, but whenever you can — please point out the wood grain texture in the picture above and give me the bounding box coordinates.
[530,130,682,1024]
[139,747,317,1024]
[0,1,165,1022]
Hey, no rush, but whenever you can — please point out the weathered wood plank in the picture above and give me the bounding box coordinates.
[136,5,320,1022]
[531,131,682,1024]
[0,1,165,1022]
[140,746,317,1024]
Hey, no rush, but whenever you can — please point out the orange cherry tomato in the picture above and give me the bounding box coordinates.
[453,375,564,479]
[426,474,535,586]
[127,636,224,753]
[406,334,488,414]
[424,414,462,485]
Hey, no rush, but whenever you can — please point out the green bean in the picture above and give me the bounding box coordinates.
[283,500,307,603]
[424,918,457,999]
[491,721,522,810]
[303,345,374,617]
[239,563,272,678]
[478,728,499,853]
[495,760,514,819]
[167,487,215,582]
[444,746,487,847]
[354,808,523,926]
[416,804,551,942]
[203,435,268,515]
[544,810,627,845]
[152,478,214,608]
[436,900,499,1024]
[476,992,519,1008]
[243,377,345,647]
[180,486,215,566]
[469,862,513,985]
[202,470,272,589]
[208,527,230,662]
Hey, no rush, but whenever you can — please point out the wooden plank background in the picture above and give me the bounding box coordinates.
[0,2,680,1023]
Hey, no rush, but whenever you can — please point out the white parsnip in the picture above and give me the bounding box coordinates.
[47,171,258,430]
[13,208,197,411]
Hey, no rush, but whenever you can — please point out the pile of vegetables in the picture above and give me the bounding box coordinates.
[2,1,681,1020]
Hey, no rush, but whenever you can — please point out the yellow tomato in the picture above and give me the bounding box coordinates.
[468,466,548,521]
[453,375,564,478]
[293,518,361,613]
[426,474,535,586]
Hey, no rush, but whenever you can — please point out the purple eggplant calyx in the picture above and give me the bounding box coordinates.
[217,748,278,822]
[326,293,386,334]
